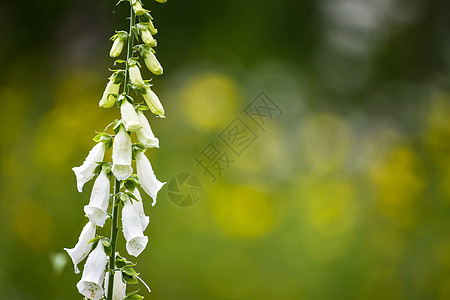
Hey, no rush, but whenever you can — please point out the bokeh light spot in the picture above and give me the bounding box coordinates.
[179,72,241,131]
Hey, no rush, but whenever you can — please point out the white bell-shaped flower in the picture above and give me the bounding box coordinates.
[84,170,110,227]
[143,51,163,75]
[120,97,142,132]
[132,188,150,231]
[64,221,96,274]
[136,151,165,206]
[129,65,145,89]
[73,143,106,192]
[122,197,148,257]
[136,110,159,148]
[142,86,165,118]
[112,126,133,181]
[104,270,127,300]
[76,241,108,300]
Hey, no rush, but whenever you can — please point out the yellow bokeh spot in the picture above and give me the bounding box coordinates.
[423,93,450,167]
[369,144,424,227]
[211,185,276,238]
[300,113,353,172]
[13,201,54,251]
[302,176,358,237]
[299,176,358,262]
[180,71,241,130]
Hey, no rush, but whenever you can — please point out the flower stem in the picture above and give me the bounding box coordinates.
[106,6,136,300]
[106,179,121,300]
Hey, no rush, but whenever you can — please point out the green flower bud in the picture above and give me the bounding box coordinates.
[143,50,163,75]
[129,64,145,89]
[147,20,157,35]
[132,0,146,16]
[155,0,167,3]
[142,86,165,118]
[137,23,156,47]
[109,31,128,57]
[99,80,120,108]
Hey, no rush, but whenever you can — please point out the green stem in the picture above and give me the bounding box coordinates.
[106,179,120,300]
[106,5,136,300]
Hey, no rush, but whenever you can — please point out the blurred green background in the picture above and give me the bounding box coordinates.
[1,0,450,299]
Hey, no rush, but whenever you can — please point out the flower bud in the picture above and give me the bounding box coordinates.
[141,28,156,47]
[104,270,126,300]
[73,143,106,192]
[132,0,146,16]
[109,32,128,58]
[129,64,145,89]
[76,241,108,300]
[122,197,148,257]
[99,80,120,108]
[112,126,133,181]
[64,221,96,274]
[136,151,165,206]
[136,110,159,148]
[155,0,167,3]
[84,170,110,227]
[147,19,157,35]
[143,50,163,75]
[120,96,142,132]
[142,86,165,118]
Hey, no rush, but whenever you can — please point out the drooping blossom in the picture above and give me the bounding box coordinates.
[120,96,142,132]
[73,142,106,192]
[104,270,127,300]
[122,198,148,257]
[136,110,159,148]
[136,151,165,206]
[76,241,108,300]
[112,126,133,181]
[84,170,110,227]
[64,221,96,274]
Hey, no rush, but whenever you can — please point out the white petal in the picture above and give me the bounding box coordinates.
[132,189,150,231]
[76,242,107,300]
[136,151,165,206]
[112,126,133,180]
[104,270,127,300]
[136,110,159,148]
[84,170,110,226]
[121,99,142,132]
[64,221,96,274]
[73,143,106,192]
[112,165,133,181]
[122,198,148,257]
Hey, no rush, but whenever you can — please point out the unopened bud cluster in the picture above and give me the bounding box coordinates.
[65,0,167,299]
